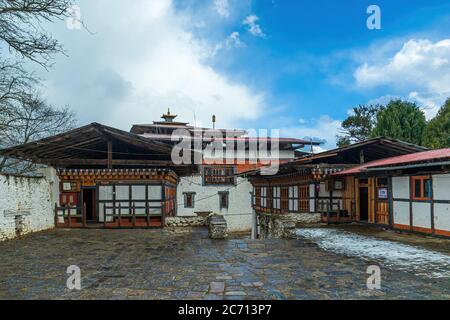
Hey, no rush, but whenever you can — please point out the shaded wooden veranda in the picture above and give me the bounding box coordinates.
[244,137,428,231]
[0,123,195,228]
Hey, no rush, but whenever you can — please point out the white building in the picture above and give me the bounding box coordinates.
[131,110,321,232]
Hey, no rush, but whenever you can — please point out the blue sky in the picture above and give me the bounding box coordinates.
[28,0,450,149]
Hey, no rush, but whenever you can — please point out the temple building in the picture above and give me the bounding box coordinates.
[0,111,319,232]
[245,138,450,239]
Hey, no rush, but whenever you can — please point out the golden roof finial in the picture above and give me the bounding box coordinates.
[161,108,177,122]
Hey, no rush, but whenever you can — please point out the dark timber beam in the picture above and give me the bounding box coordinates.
[43,159,183,166]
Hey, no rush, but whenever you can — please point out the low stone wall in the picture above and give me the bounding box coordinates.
[165,216,208,227]
[287,212,321,226]
[257,212,322,239]
[0,168,59,241]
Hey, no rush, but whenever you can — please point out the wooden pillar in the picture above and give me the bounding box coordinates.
[103,204,107,228]
[83,202,87,227]
[107,140,113,169]
[161,183,166,228]
[118,203,122,227]
[54,203,58,227]
[132,202,136,227]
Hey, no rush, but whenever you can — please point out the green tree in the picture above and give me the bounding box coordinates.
[370,99,426,145]
[423,98,450,148]
[336,105,381,147]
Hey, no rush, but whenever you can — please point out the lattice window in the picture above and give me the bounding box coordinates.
[288,186,299,212]
[261,187,268,208]
[203,166,236,185]
[411,176,432,200]
[272,187,281,209]
[299,185,310,212]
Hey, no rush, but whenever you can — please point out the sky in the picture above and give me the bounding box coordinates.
[26,0,450,149]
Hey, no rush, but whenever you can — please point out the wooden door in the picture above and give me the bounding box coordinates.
[375,177,389,225]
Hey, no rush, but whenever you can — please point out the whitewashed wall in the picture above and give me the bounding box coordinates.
[433,174,450,234]
[0,168,59,241]
[177,175,253,232]
[392,177,410,228]
[392,174,450,235]
[412,202,432,230]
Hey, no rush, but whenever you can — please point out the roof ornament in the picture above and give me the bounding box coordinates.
[161,108,177,122]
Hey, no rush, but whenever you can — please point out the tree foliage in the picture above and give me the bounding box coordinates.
[370,100,427,145]
[423,98,450,148]
[336,105,381,147]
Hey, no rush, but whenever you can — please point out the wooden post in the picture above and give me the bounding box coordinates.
[83,202,87,227]
[132,202,136,227]
[54,203,58,227]
[118,203,122,227]
[107,140,113,169]
[146,201,150,227]
[104,204,107,228]
[161,184,166,228]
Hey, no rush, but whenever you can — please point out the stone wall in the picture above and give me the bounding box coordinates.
[165,216,208,227]
[0,168,59,241]
[287,212,321,226]
[257,212,322,239]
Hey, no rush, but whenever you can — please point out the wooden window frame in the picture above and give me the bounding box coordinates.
[333,179,345,190]
[203,166,236,186]
[183,192,196,208]
[272,186,281,210]
[281,187,289,212]
[218,191,229,209]
[288,185,299,213]
[411,176,432,201]
[260,187,268,208]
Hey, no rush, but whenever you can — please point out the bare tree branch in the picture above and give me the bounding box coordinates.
[0,92,77,174]
[0,0,73,68]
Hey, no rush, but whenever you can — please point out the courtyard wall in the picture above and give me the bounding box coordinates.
[0,168,59,241]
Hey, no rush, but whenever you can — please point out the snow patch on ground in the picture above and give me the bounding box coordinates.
[296,228,450,278]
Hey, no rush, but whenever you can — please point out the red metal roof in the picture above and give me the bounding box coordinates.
[334,148,450,175]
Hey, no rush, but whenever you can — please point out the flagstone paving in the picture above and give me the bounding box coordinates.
[0,227,449,300]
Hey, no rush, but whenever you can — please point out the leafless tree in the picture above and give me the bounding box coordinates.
[0,0,74,68]
[0,93,76,173]
[0,0,79,174]
[0,60,35,114]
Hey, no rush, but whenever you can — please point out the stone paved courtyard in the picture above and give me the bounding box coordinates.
[0,227,449,300]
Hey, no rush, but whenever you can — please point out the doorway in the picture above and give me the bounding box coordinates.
[82,188,97,223]
[359,187,369,221]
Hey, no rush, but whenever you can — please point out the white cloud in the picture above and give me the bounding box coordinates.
[214,0,230,18]
[280,115,342,151]
[213,31,244,55]
[243,14,266,38]
[354,39,450,118]
[38,0,264,130]
[366,94,402,106]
